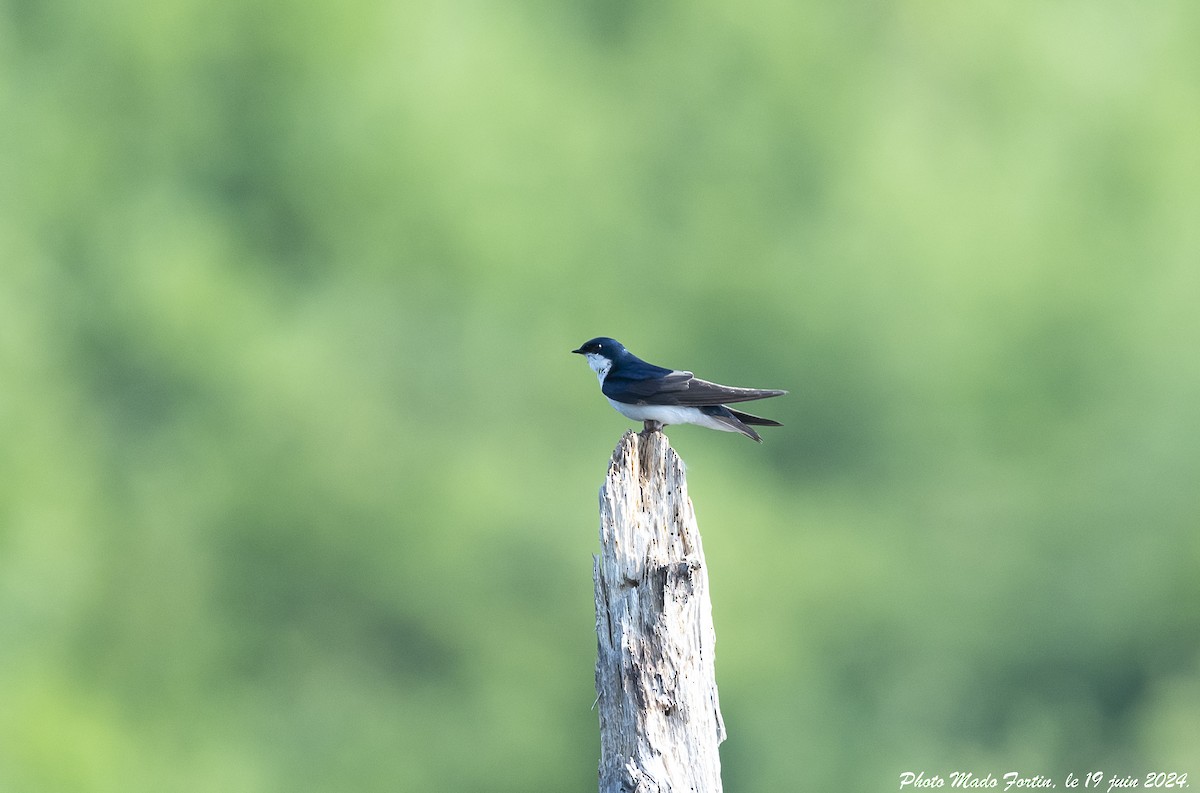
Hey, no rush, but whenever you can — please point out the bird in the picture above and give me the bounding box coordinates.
[572,337,786,442]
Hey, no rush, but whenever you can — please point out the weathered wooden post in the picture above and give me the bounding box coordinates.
[593,429,726,793]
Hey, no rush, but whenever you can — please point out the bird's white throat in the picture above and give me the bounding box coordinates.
[584,353,612,384]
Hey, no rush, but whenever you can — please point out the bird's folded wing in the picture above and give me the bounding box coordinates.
[602,369,692,399]
[605,371,787,406]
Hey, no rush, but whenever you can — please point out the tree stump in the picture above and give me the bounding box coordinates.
[593,429,726,793]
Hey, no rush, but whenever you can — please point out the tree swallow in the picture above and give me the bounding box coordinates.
[572,337,787,442]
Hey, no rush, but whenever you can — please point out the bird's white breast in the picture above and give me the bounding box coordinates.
[584,353,612,384]
[606,400,696,423]
[604,399,739,433]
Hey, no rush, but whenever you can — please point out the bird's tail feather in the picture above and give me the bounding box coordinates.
[727,407,782,427]
[701,405,782,442]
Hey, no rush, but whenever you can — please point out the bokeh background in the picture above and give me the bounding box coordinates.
[3,0,1199,790]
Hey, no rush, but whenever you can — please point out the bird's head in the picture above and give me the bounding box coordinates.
[571,337,626,380]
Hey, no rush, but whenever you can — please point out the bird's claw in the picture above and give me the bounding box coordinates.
[642,420,663,434]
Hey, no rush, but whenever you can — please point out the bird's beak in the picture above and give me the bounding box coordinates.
[571,347,585,354]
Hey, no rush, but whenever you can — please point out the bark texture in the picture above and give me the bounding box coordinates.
[594,430,726,793]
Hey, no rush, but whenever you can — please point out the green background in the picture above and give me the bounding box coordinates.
[3,1,1198,790]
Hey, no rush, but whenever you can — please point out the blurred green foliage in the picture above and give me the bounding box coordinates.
[2,0,1199,790]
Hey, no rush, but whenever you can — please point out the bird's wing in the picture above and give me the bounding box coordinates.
[604,370,787,406]
[602,369,693,400]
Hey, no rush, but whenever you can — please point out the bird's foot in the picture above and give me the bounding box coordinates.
[641,420,663,435]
